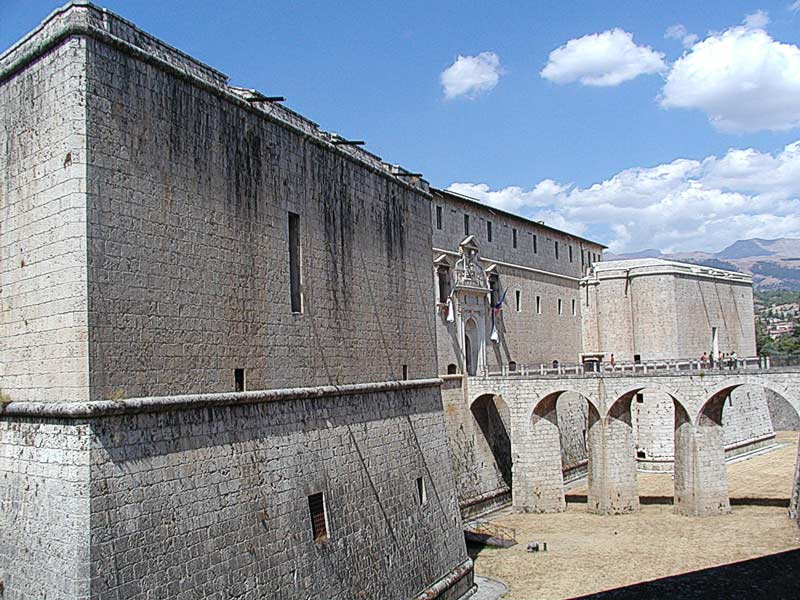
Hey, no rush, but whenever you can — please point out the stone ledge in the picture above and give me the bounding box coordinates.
[412,558,475,600]
[0,378,442,419]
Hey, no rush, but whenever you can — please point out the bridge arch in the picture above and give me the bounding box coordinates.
[606,385,689,424]
[682,376,800,518]
[697,376,800,426]
[531,388,601,419]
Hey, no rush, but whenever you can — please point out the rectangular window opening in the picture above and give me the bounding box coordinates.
[489,275,500,308]
[234,368,245,392]
[571,299,576,316]
[289,212,303,313]
[402,364,409,380]
[487,220,492,242]
[558,298,563,315]
[515,290,521,312]
[464,214,470,235]
[555,241,559,260]
[533,235,538,254]
[634,354,642,364]
[512,228,518,248]
[536,295,541,315]
[416,477,427,505]
[636,393,644,404]
[569,245,573,263]
[308,492,329,543]
[435,206,442,230]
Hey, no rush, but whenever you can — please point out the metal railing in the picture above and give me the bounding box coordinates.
[483,356,772,378]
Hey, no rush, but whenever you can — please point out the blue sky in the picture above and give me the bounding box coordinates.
[3,1,800,253]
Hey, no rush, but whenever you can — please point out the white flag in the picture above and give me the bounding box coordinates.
[490,327,499,342]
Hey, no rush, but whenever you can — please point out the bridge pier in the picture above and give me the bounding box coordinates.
[674,400,731,516]
[587,399,639,515]
[514,395,565,513]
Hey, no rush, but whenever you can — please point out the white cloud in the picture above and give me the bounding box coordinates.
[661,24,800,131]
[440,52,502,99]
[743,10,770,29]
[447,142,800,254]
[541,28,666,86]
[665,24,699,48]
[791,1,800,13]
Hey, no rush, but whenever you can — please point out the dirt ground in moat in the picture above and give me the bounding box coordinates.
[469,431,800,600]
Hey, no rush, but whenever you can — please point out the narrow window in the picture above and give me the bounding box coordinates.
[234,368,245,392]
[402,364,409,380]
[569,245,573,263]
[437,266,451,303]
[308,492,329,543]
[636,393,644,404]
[487,220,492,242]
[515,290,521,312]
[489,275,500,308]
[435,206,442,230]
[558,298,563,315]
[512,228,518,249]
[416,477,427,505]
[464,214,470,236]
[634,354,641,364]
[585,285,589,306]
[288,212,302,313]
[446,363,458,375]
[536,295,541,314]
[571,299,576,316]
[533,235,538,254]
[555,241,559,260]
[581,249,585,266]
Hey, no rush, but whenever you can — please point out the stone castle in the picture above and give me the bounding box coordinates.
[1,3,798,599]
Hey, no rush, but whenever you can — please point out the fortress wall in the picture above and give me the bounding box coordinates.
[584,276,635,361]
[81,12,436,400]
[629,275,679,360]
[0,35,90,402]
[0,419,91,598]
[672,276,756,358]
[487,270,581,370]
[1,382,471,600]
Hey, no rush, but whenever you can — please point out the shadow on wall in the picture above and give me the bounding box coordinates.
[471,394,512,489]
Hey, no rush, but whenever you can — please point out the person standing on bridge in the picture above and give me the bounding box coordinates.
[701,352,708,368]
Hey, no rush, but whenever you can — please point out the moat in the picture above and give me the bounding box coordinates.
[469,431,800,599]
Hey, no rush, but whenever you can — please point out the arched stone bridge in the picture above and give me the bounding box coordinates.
[467,369,800,524]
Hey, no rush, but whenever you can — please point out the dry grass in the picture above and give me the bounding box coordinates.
[471,432,800,600]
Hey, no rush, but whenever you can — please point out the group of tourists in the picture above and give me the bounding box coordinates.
[700,351,739,370]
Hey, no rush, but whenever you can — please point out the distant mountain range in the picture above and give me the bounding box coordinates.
[604,238,800,290]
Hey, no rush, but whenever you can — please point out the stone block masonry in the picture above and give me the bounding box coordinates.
[0,1,438,403]
[0,380,474,600]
